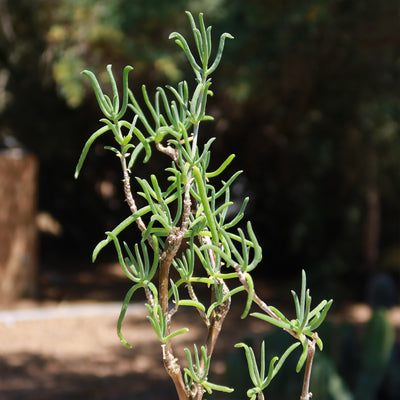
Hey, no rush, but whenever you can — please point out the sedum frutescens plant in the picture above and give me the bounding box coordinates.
[75,11,332,400]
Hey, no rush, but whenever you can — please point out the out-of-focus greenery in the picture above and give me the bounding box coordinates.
[1,0,400,298]
[227,308,399,400]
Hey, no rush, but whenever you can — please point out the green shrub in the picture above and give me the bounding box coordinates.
[75,11,332,400]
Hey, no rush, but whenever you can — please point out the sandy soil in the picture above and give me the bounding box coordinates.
[0,263,272,400]
[1,262,399,400]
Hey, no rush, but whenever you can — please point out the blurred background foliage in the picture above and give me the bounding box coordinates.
[1,0,400,303]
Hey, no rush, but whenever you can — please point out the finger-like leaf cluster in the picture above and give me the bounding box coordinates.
[235,341,300,400]
[184,345,234,394]
[146,304,189,344]
[75,65,152,179]
[251,270,333,371]
[137,172,185,238]
[105,233,160,347]
[169,11,234,82]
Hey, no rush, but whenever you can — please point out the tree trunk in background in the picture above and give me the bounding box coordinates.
[0,150,38,302]
[364,147,380,271]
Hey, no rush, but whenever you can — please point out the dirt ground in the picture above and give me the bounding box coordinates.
[0,263,399,400]
[0,263,275,400]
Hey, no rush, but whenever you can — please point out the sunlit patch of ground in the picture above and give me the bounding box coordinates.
[0,264,398,399]
[343,302,400,327]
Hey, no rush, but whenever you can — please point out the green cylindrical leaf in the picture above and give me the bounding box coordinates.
[207,32,234,75]
[241,273,254,319]
[116,65,134,120]
[250,312,291,330]
[75,124,111,179]
[117,283,142,348]
[81,69,113,119]
[296,335,308,373]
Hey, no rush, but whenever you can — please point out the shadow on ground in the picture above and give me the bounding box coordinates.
[0,352,174,400]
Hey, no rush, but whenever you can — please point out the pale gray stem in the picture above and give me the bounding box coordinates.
[156,142,179,163]
[300,337,316,400]
[191,123,200,160]
[161,344,188,400]
[181,179,193,233]
[119,154,153,247]
[144,286,155,309]
[234,264,298,341]
[199,231,217,271]
[235,264,318,400]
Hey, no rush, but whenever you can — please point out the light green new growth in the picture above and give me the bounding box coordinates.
[235,340,301,400]
[76,11,332,400]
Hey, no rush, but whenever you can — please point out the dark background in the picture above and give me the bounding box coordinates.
[1,0,400,305]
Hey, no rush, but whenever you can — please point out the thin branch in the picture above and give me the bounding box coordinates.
[199,230,217,270]
[144,286,155,309]
[235,264,318,400]
[181,179,193,232]
[158,228,187,398]
[234,264,295,335]
[198,233,231,358]
[194,384,205,400]
[162,344,188,400]
[159,228,185,315]
[119,155,153,248]
[156,142,179,163]
[300,337,316,400]
[156,141,194,399]
[205,278,231,358]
